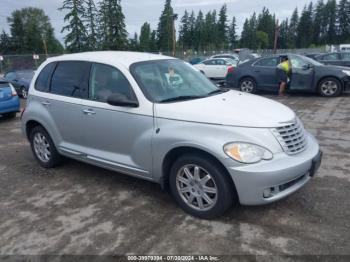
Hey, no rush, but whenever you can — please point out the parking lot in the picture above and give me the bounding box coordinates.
[0,94,349,256]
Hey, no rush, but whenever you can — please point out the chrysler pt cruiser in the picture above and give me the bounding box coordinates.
[21,52,322,219]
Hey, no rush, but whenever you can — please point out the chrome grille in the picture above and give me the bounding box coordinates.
[272,118,307,155]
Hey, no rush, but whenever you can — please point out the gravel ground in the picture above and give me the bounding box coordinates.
[0,94,349,258]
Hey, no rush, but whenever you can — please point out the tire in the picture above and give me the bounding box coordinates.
[169,154,235,219]
[5,112,16,118]
[317,77,342,97]
[21,87,28,99]
[239,77,256,93]
[29,126,62,168]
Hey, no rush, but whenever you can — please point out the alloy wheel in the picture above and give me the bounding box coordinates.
[33,132,51,163]
[176,164,218,211]
[320,81,338,96]
[240,80,254,93]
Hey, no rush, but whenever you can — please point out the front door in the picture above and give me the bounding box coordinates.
[81,63,154,178]
[289,55,314,91]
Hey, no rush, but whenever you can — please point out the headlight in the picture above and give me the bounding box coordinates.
[224,142,273,164]
[342,70,350,76]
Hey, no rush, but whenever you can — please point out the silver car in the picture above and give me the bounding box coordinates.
[21,52,322,219]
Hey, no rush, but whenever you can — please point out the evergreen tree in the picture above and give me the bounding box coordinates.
[287,8,299,48]
[59,0,88,52]
[0,30,13,54]
[149,30,158,52]
[157,0,175,52]
[313,0,325,45]
[179,10,190,50]
[297,3,313,48]
[228,17,237,49]
[337,0,350,43]
[85,0,99,50]
[217,4,228,49]
[278,19,289,49]
[257,7,275,48]
[99,0,128,50]
[188,11,196,50]
[324,0,337,44]
[194,10,204,51]
[128,32,139,51]
[139,22,151,52]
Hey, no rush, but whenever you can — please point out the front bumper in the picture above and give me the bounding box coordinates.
[224,133,321,205]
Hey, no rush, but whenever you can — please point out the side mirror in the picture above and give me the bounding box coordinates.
[107,94,139,108]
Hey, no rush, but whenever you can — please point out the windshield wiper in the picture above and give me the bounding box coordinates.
[207,88,229,96]
[159,95,205,103]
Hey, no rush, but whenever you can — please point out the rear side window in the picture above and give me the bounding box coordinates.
[35,62,56,92]
[321,53,339,61]
[254,57,278,67]
[203,60,216,65]
[51,61,90,98]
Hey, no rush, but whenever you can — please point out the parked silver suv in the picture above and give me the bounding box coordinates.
[21,52,322,219]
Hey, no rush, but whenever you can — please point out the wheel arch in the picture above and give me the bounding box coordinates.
[25,119,49,140]
[316,75,344,92]
[160,146,239,200]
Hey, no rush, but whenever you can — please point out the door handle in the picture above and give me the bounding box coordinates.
[41,101,50,106]
[83,109,96,115]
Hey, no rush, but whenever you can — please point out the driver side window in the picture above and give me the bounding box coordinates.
[89,63,134,103]
[290,56,308,69]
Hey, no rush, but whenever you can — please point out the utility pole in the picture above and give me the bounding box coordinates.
[43,39,48,58]
[172,14,178,57]
[274,19,280,54]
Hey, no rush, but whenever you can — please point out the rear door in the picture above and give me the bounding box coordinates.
[340,53,350,67]
[289,55,314,91]
[47,61,91,154]
[252,57,279,91]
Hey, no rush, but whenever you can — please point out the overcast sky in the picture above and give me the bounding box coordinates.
[0,0,313,44]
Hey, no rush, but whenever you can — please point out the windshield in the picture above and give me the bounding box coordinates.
[130,59,220,103]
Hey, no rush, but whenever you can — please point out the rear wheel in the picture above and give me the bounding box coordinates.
[317,77,342,97]
[239,77,256,93]
[29,126,62,168]
[169,154,235,219]
[4,112,16,118]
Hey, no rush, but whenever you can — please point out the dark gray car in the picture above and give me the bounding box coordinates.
[3,70,34,99]
[314,52,350,68]
[228,54,350,97]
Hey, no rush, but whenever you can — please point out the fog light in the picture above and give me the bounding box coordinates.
[263,188,272,198]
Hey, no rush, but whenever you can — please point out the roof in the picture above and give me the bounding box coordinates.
[46,51,176,68]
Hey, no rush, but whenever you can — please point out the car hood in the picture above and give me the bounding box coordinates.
[155,90,296,128]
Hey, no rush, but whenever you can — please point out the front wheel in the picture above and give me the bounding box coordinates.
[317,77,342,97]
[239,77,256,93]
[169,154,235,219]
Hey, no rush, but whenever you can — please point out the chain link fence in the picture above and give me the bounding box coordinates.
[0,54,62,76]
[0,47,327,76]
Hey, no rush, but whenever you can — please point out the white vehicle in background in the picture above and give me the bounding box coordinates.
[211,53,239,63]
[193,58,236,80]
[340,44,350,52]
